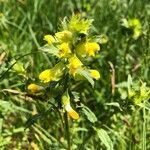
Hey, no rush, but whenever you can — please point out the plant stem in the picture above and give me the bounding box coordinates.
[142,105,146,150]
[63,74,71,150]
[64,112,71,150]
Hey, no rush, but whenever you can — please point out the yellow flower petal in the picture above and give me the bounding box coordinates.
[68,56,82,69]
[68,56,83,76]
[68,109,79,120]
[27,84,42,93]
[39,62,65,83]
[65,104,79,120]
[43,35,55,45]
[85,42,100,56]
[39,69,53,83]
[129,19,141,28]
[90,69,100,80]
[59,43,71,58]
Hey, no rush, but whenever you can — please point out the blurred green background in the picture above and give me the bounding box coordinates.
[0,0,150,150]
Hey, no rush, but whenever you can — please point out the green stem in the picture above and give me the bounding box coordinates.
[142,105,146,150]
[64,112,71,150]
[63,74,71,150]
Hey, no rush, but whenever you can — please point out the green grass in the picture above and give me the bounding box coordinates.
[0,0,150,150]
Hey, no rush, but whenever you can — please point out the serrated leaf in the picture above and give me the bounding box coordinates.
[39,45,59,56]
[94,128,113,150]
[82,104,97,123]
[77,69,94,87]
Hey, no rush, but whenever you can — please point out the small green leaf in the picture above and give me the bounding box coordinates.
[81,104,97,123]
[25,113,43,129]
[39,45,59,56]
[105,102,123,111]
[94,128,113,150]
[72,91,80,102]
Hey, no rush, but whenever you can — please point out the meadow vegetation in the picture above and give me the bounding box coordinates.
[0,0,150,150]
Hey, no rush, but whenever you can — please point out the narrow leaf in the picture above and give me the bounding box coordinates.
[25,113,43,129]
[95,128,113,150]
[82,104,97,123]
[105,102,123,111]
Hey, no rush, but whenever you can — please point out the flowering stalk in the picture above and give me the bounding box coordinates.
[27,14,102,148]
[62,74,71,150]
[64,110,71,150]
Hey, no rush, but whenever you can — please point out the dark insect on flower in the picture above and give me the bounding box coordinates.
[76,33,87,43]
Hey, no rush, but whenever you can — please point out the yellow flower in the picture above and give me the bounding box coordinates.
[39,62,65,83]
[65,104,79,120]
[43,35,55,45]
[90,69,100,80]
[39,69,54,83]
[55,30,72,42]
[85,42,100,56]
[128,19,141,28]
[68,56,83,76]
[62,90,79,120]
[59,43,71,58]
[128,18,141,39]
[27,83,42,93]
[69,56,82,68]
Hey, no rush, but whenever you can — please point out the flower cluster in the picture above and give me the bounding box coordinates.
[128,82,150,105]
[28,15,101,119]
[39,15,100,82]
[117,75,150,105]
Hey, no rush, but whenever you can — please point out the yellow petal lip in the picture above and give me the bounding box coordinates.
[65,104,79,120]
[39,69,53,83]
[68,56,82,69]
[39,62,65,83]
[90,69,100,80]
[43,35,55,45]
[76,42,100,57]
[85,42,100,56]
[59,42,71,58]
[27,83,42,93]
[68,55,83,76]
[68,109,79,120]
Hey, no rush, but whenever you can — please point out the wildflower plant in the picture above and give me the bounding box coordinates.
[28,14,101,114]
[121,18,142,39]
[27,14,101,149]
[117,75,150,105]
